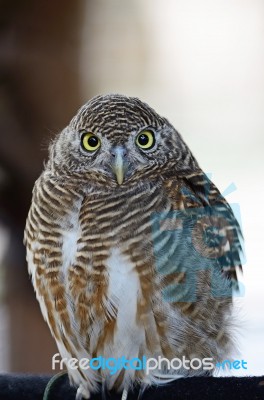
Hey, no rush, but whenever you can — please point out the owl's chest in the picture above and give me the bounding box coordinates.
[73,187,169,294]
[83,187,167,241]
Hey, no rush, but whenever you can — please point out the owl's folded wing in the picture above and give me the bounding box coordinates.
[159,170,243,299]
[24,175,93,364]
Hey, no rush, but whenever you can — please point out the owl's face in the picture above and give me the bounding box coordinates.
[49,94,195,186]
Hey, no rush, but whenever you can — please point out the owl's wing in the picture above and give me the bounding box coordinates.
[160,170,243,299]
[24,174,96,377]
[24,174,115,385]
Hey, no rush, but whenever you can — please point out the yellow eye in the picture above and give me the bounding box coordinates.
[136,130,155,150]
[81,132,101,152]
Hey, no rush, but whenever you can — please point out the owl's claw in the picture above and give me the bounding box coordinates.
[75,391,82,400]
[121,388,128,400]
[76,385,90,400]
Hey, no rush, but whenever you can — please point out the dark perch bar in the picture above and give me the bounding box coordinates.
[0,374,263,400]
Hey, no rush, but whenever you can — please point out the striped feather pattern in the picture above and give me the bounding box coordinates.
[24,94,243,399]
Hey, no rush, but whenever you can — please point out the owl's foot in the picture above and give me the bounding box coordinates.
[121,388,128,400]
[76,385,90,400]
[120,383,147,400]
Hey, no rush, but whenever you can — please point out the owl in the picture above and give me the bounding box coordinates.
[24,94,243,400]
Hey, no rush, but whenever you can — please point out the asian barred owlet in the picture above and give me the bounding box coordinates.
[24,94,242,400]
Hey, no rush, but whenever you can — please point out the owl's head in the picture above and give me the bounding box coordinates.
[49,94,197,186]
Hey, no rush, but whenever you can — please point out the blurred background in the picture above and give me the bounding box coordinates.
[0,0,263,376]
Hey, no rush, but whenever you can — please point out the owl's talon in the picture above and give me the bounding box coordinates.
[121,388,128,400]
[76,385,90,400]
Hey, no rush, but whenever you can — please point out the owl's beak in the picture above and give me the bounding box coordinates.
[111,147,127,185]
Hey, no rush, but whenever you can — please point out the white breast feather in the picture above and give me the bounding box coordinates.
[103,247,144,387]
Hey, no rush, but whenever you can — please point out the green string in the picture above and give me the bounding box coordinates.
[43,371,68,400]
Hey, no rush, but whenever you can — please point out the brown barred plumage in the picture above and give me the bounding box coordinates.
[24,94,243,400]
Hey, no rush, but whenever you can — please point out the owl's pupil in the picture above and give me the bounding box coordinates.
[88,136,98,147]
[138,134,149,146]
